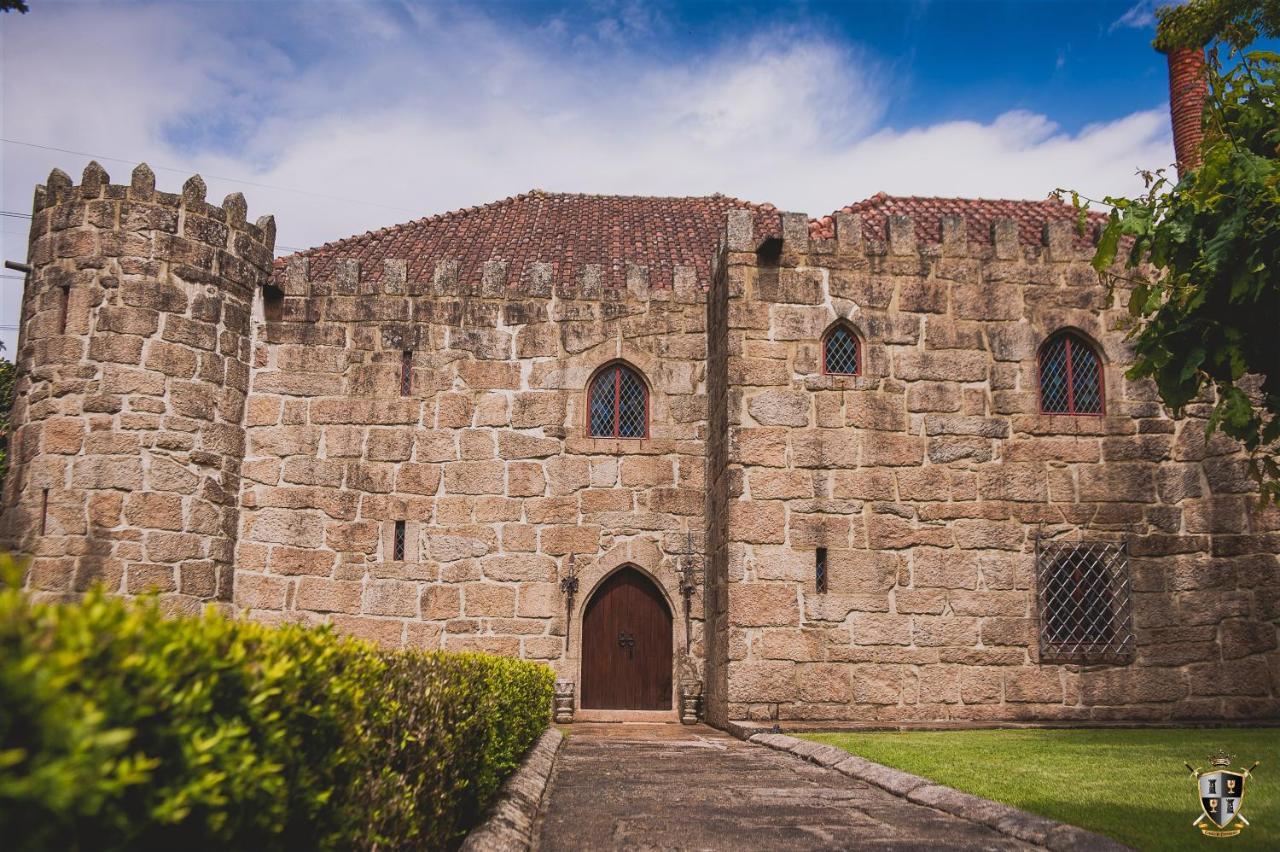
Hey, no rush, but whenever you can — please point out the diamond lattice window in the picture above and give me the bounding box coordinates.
[589,364,648,438]
[823,325,860,375]
[1036,539,1134,664]
[1039,332,1103,414]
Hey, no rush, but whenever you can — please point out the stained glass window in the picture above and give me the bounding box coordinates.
[589,364,648,438]
[823,325,860,375]
[1039,332,1103,415]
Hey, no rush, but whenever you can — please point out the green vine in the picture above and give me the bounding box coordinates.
[1062,1,1279,504]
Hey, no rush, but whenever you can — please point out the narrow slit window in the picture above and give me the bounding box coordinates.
[40,489,49,535]
[58,286,69,334]
[393,520,406,561]
[815,547,828,594]
[400,350,413,397]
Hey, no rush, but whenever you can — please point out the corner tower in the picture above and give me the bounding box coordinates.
[1,163,275,610]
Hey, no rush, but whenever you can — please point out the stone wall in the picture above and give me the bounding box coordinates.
[234,254,709,692]
[1,164,275,611]
[711,209,1279,723]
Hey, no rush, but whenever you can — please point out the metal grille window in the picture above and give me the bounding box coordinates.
[1036,539,1134,664]
[588,363,648,438]
[393,520,406,561]
[815,547,828,593]
[1038,332,1103,415]
[823,325,860,375]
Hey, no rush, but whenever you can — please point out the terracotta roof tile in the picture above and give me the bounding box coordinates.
[809,192,1106,246]
[274,191,778,289]
[275,191,1106,291]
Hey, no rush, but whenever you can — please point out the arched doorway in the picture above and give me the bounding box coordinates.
[580,566,673,710]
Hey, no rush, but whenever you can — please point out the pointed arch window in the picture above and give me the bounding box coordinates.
[822,323,861,376]
[1038,332,1103,415]
[588,363,648,438]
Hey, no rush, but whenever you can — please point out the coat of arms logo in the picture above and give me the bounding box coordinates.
[1186,751,1259,838]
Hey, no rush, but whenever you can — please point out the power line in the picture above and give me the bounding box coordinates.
[2,137,419,214]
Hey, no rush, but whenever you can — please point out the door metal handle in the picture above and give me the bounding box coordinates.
[617,631,635,658]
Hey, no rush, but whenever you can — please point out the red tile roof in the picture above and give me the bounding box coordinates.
[274,191,778,289]
[809,192,1106,246]
[275,191,1107,290]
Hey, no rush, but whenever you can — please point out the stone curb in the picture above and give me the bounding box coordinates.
[745,731,1132,852]
[460,726,564,852]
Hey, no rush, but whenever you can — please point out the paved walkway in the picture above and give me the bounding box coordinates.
[534,723,1037,851]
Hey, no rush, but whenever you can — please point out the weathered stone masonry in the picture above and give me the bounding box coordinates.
[1,164,274,610]
[2,164,1276,726]
[705,207,1279,725]
[233,230,712,699]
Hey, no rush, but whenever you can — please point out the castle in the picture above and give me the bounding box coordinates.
[2,46,1276,726]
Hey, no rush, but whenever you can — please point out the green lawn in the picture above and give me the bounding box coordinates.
[800,728,1278,851]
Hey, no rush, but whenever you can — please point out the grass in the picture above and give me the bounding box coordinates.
[800,727,1278,851]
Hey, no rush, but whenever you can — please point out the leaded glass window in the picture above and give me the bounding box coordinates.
[823,325,860,375]
[1039,332,1103,415]
[588,363,648,438]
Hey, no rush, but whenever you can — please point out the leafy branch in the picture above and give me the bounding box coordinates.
[1063,3,1280,504]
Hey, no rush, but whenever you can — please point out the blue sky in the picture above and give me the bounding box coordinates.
[0,1,1205,350]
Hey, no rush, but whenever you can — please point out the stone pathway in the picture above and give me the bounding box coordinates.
[533,724,1038,851]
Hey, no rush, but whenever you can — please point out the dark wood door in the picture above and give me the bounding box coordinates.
[581,567,673,710]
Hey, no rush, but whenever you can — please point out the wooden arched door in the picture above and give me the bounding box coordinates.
[580,567,673,710]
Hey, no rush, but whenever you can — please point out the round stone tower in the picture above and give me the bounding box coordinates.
[1,162,275,610]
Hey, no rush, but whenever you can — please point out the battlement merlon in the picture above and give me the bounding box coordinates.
[271,256,704,304]
[722,208,1097,266]
[28,162,277,288]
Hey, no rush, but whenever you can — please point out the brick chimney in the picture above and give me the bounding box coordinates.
[1164,44,1208,177]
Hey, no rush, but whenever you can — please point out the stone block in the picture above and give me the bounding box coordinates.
[364,580,418,617]
[1003,669,1063,703]
[727,501,786,544]
[729,584,799,627]
[747,390,811,427]
[507,462,547,497]
[861,433,925,467]
[850,613,911,645]
[444,461,505,495]
[295,577,363,614]
[464,584,516,617]
[247,508,325,548]
[421,584,462,619]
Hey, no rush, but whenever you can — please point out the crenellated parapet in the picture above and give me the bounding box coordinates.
[724,208,1096,265]
[2,163,275,610]
[273,255,705,304]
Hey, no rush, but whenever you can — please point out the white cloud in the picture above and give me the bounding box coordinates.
[1110,0,1190,33]
[0,2,1173,354]
[1111,2,1158,32]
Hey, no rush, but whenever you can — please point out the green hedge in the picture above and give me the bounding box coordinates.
[0,562,554,851]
